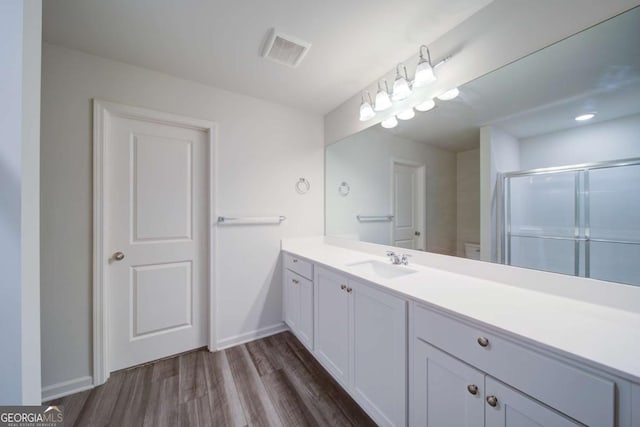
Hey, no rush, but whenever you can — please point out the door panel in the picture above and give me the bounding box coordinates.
[297,276,314,349]
[393,163,421,249]
[351,280,407,427]
[412,340,484,427]
[132,134,193,241]
[108,116,208,372]
[132,261,192,337]
[314,267,350,386]
[485,377,580,427]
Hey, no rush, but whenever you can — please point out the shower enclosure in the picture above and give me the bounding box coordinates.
[502,158,640,286]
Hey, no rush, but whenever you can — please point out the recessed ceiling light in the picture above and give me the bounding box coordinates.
[575,113,596,122]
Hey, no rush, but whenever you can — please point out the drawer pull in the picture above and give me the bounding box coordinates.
[346,287,353,293]
[293,259,298,263]
[477,337,489,347]
[486,395,498,407]
[340,284,347,290]
[292,279,299,284]
[467,384,478,395]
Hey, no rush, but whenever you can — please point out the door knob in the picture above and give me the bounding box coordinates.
[113,251,125,261]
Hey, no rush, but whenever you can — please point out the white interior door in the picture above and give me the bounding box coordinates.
[393,162,424,249]
[106,114,209,372]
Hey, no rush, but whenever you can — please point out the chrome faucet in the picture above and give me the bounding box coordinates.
[386,251,411,265]
[386,251,401,264]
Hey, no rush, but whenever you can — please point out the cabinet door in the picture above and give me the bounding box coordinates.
[485,377,581,427]
[412,340,484,427]
[297,274,313,350]
[314,267,350,386]
[283,269,299,331]
[351,279,407,427]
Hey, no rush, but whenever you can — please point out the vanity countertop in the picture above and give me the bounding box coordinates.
[281,237,640,383]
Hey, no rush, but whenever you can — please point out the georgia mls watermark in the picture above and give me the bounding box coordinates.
[0,406,64,427]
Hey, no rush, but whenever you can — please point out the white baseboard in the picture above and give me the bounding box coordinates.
[42,375,94,402]
[215,322,288,350]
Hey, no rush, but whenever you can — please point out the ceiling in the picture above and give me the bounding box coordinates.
[42,0,494,114]
[380,6,640,151]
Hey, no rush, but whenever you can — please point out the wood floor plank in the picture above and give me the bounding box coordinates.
[110,365,153,427]
[151,356,179,382]
[246,335,283,376]
[268,333,354,427]
[179,350,208,403]
[225,345,283,427]
[202,350,247,426]
[178,395,213,427]
[54,388,91,427]
[143,375,179,427]
[280,332,376,426]
[261,369,320,427]
[73,371,126,427]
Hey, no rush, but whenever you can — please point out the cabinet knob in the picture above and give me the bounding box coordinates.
[477,337,489,347]
[340,284,347,290]
[293,259,298,263]
[467,384,478,395]
[486,395,498,407]
[346,287,353,293]
[292,279,299,284]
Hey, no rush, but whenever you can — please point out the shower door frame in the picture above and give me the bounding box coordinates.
[501,157,640,279]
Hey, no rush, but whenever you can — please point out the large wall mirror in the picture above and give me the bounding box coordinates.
[326,7,640,287]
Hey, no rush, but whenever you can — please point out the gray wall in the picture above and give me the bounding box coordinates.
[0,0,42,405]
[40,43,324,397]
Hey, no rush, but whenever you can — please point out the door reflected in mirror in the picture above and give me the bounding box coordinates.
[325,7,640,287]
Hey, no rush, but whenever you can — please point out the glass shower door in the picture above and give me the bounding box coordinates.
[506,171,580,276]
[588,164,640,286]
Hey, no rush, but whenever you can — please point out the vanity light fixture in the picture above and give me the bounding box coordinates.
[381,116,398,129]
[397,107,415,120]
[374,80,392,112]
[392,64,412,101]
[359,92,376,121]
[437,87,460,101]
[414,45,436,87]
[415,99,436,112]
[575,113,596,121]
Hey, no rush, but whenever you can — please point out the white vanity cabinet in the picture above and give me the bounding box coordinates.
[314,266,407,427]
[282,253,314,350]
[411,303,622,427]
[413,340,580,426]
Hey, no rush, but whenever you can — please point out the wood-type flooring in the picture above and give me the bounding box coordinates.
[48,331,377,427]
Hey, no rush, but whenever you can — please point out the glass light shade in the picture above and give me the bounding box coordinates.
[397,108,415,120]
[437,87,460,101]
[575,113,595,121]
[415,99,435,112]
[359,101,376,121]
[392,77,411,101]
[413,60,436,87]
[381,116,398,129]
[375,90,392,111]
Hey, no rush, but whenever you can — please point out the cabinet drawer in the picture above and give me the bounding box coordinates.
[414,304,615,427]
[284,253,313,280]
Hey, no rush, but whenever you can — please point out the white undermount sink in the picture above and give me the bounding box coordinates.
[347,260,417,279]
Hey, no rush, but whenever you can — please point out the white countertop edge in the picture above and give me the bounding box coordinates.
[281,237,640,384]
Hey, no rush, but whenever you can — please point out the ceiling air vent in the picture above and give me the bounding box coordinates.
[262,29,311,68]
